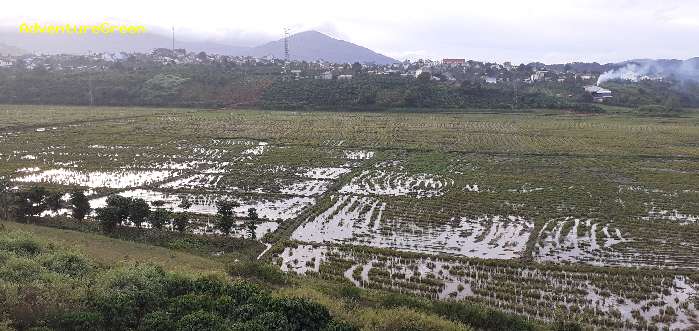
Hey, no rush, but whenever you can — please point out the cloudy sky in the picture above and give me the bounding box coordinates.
[3,0,699,63]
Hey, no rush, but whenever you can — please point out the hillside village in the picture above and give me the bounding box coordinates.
[0,49,611,85]
[1,47,695,112]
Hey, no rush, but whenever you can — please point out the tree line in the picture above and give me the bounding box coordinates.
[0,182,260,239]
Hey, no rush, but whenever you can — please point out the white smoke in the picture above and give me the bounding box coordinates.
[597,59,699,85]
[597,63,650,85]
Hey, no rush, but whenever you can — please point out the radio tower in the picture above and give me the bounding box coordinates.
[283,27,290,63]
[282,28,290,78]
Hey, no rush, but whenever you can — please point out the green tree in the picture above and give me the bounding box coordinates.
[0,180,16,220]
[45,191,63,213]
[173,213,189,233]
[351,62,362,75]
[140,74,188,105]
[215,200,238,236]
[69,190,91,221]
[128,198,151,228]
[95,206,120,233]
[417,71,432,82]
[14,186,49,219]
[148,208,171,230]
[105,195,131,225]
[664,95,684,112]
[246,208,258,240]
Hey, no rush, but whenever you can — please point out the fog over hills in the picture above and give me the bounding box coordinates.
[0,42,26,56]
[0,29,397,64]
[1,28,697,72]
[0,29,248,56]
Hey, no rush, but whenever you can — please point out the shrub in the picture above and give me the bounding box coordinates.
[91,264,169,329]
[52,311,102,331]
[322,320,360,331]
[569,103,605,113]
[357,307,467,331]
[139,311,174,331]
[636,104,668,113]
[0,257,43,282]
[228,260,287,285]
[271,297,332,331]
[0,232,43,256]
[431,301,538,331]
[175,310,227,331]
[338,285,362,303]
[40,252,92,277]
[381,292,430,310]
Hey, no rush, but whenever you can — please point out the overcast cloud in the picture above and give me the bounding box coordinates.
[3,0,699,63]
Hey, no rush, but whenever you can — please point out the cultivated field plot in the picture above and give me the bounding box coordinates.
[2,105,699,329]
[275,244,699,330]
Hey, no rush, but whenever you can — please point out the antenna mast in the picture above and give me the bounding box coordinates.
[87,50,94,106]
[282,27,291,78]
[283,27,290,63]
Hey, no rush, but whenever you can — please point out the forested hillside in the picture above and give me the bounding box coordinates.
[1,60,697,113]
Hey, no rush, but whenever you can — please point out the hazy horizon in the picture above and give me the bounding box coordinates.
[3,0,699,64]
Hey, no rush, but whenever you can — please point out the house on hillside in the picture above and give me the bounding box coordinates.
[443,58,466,66]
[0,58,14,67]
[484,76,497,84]
[584,85,613,102]
[530,70,548,82]
[317,71,333,80]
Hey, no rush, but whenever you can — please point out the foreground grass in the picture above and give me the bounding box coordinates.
[0,220,226,276]
[0,227,355,330]
[274,286,472,331]
[0,221,481,330]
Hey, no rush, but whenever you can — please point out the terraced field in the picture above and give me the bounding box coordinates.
[2,104,698,330]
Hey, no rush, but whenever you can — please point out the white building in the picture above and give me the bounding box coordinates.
[530,70,548,82]
[584,85,613,102]
[484,77,497,84]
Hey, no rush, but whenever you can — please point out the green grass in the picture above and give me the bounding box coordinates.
[0,221,226,275]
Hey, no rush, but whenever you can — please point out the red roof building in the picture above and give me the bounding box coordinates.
[443,58,465,65]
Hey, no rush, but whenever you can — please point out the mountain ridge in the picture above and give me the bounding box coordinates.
[245,30,397,64]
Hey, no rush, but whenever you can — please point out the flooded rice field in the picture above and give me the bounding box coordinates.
[293,195,533,258]
[3,107,699,330]
[15,168,177,188]
[274,244,699,330]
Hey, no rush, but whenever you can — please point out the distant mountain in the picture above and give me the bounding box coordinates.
[0,42,26,56]
[245,31,397,64]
